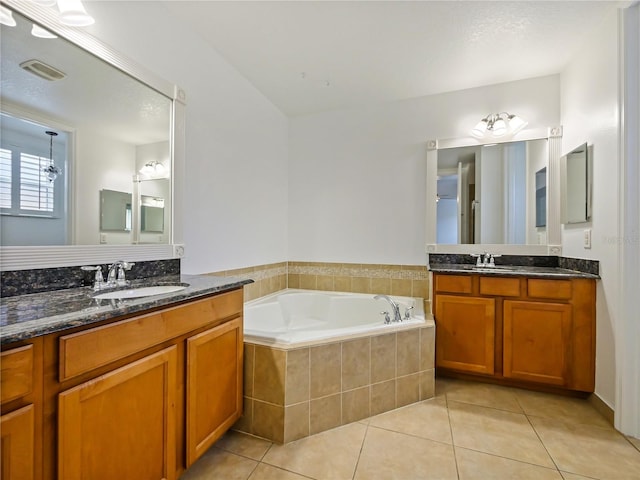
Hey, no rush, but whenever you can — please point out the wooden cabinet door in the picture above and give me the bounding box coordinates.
[186,317,243,466]
[1,405,34,480]
[58,346,177,480]
[435,295,495,374]
[503,300,572,386]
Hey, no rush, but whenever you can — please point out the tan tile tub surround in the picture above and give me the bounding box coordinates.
[208,261,429,304]
[288,262,429,299]
[208,261,433,443]
[208,262,287,301]
[236,324,435,443]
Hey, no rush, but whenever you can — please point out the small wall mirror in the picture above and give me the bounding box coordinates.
[100,189,131,232]
[141,195,164,233]
[561,143,591,224]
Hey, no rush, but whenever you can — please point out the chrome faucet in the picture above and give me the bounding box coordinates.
[81,265,106,291]
[469,252,502,267]
[374,294,402,323]
[106,260,135,287]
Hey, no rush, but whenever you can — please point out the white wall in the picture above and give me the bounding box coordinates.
[289,75,560,264]
[137,142,171,244]
[479,145,505,244]
[436,198,458,244]
[560,10,619,408]
[526,139,548,245]
[86,1,289,273]
[74,130,135,245]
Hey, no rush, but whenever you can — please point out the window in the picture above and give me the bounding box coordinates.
[0,146,62,218]
[0,148,11,209]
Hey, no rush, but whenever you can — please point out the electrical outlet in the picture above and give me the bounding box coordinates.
[173,244,185,258]
[583,229,592,249]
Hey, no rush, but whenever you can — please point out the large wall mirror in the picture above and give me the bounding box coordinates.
[426,127,563,255]
[0,1,185,270]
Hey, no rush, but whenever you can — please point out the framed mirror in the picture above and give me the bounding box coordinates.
[561,143,591,224]
[0,1,186,270]
[426,126,563,255]
[436,139,548,245]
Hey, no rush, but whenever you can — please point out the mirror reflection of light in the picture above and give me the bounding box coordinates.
[0,6,17,26]
[31,24,58,39]
[139,160,167,178]
[57,0,95,27]
[471,112,528,140]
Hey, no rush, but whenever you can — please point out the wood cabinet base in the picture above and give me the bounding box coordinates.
[433,274,596,393]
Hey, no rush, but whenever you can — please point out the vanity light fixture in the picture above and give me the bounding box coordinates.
[471,112,528,139]
[43,130,62,182]
[0,5,17,26]
[139,160,167,178]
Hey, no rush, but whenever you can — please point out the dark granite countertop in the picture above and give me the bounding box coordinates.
[428,263,600,279]
[0,274,252,345]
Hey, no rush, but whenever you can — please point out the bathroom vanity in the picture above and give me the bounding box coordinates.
[0,275,250,480]
[430,265,597,393]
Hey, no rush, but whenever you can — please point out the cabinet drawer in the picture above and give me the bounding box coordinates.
[59,289,243,381]
[435,275,472,294]
[528,279,572,300]
[479,277,520,297]
[1,344,34,404]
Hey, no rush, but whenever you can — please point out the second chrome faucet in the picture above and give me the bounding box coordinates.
[470,252,502,267]
[81,260,135,290]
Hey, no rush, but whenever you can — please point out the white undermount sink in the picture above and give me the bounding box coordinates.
[93,285,187,300]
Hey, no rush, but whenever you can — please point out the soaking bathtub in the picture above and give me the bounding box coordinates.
[237,289,435,443]
[244,288,427,347]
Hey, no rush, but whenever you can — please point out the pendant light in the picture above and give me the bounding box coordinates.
[43,131,61,182]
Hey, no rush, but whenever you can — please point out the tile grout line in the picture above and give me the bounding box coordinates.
[244,459,260,480]
[523,411,563,475]
[365,422,454,449]
[443,390,462,480]
[350,421,371,480]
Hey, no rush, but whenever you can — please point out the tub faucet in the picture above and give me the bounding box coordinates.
[374,294,402,323]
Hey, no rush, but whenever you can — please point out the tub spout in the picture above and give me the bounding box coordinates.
[374,294,402,322]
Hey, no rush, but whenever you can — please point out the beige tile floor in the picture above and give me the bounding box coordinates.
[182,378,640,480]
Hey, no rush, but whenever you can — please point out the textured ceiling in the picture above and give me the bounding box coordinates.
[0,9,171,145]
[165,0,620,117]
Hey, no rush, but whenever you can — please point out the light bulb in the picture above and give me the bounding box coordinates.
[471,120,488,138]
[0,6,16,27]
[491,118,507,136]
[140,161,166,177]
[508,115,527,134]
[32,24,58,39]
[57,0,95,26]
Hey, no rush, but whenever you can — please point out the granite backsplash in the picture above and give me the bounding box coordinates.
[1,259,180,298]
[428,254,599,276]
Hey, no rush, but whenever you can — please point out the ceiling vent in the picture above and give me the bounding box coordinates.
[19,59,66,81]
